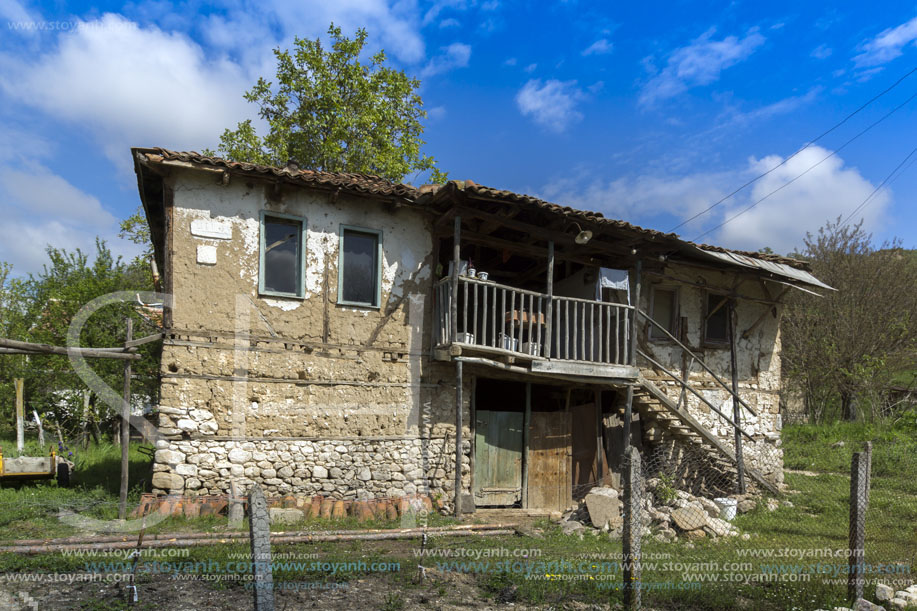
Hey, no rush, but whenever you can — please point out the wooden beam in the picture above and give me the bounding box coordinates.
[742,287,789,339]
[454,360,463,517]
[623,259,642,450]
[119,319,132,520]
[125,333,163,348]
[0,338,140,360]
[15,378,24,453]
[544,241,554,359]
[522,382,531,509]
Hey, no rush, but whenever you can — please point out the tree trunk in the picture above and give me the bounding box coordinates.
[841,391,857,422]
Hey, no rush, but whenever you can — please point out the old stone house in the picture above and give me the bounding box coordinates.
[133,147,831,512]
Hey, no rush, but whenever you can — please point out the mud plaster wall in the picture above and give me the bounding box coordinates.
[637,263,784,484]
[152,168,472,498]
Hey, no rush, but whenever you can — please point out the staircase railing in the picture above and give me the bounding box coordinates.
[635,309,758,417]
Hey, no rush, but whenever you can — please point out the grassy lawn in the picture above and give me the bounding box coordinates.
[0,422,914,610]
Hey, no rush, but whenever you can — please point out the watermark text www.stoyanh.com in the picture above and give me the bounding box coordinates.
[7,20,132,32]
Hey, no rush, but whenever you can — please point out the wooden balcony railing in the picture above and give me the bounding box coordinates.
[433,276,633,366]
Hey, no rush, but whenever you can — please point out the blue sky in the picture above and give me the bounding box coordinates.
[2,0,917,275]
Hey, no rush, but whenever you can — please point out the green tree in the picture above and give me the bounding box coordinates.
[782,218,917,422]
[213,24,445,183]
[7,241,159,440]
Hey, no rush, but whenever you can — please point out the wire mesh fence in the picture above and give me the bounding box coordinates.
[617,435,917,610]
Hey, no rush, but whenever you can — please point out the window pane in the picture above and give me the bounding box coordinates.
[342,230,377,305]
[651,289,675,338]
[264,217,300,294]
[705,294,730,342]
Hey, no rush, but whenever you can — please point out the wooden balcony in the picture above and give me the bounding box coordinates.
[433,276,638,380]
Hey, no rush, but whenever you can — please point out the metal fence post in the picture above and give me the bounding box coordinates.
[847,451,867,602]
[623,445,642,610]
[248,484,274,611]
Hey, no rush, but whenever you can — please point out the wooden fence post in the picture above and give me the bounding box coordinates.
[863,441,872,510]
[623,445,642,610]
[14,378,24,453]
[248,484,274,611]
[847,451,868,602]
[119,318,132,520]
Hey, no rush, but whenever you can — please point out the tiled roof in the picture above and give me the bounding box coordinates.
[438,181,811,270]
[135,148,811,272]
[137,147,419,200]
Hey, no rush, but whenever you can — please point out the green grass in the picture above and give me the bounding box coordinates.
[0,423,914,610]
[0,435,155,541]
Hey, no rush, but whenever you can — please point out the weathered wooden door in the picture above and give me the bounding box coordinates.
[526,411,572,511]
[474,411,523,506]
[571,402,599,497]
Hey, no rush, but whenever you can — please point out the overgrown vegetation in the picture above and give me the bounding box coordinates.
[782,218,917,422]
[0,241,158,447]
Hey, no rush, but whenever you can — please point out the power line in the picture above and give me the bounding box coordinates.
[669,65,917,233]
[692,88,917,242]
[840,145,917,228]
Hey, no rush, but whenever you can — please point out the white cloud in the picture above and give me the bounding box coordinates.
[811,44,832,59]
[537,169,732,226]
[524,62,537,73]
[503,57,517,66]
[582,38,613,56]
[421,42,471,77]
[515,79,585,133]
[715,146,889,252]
[533,146,888,254]
[0,14,253,170]
[853,16,917,68]
[439,18,460,28]
[639,28,765,106]
[0,0,36,25]
[0,163,138,275]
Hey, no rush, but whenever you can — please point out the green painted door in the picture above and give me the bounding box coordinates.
[474,410,523,506]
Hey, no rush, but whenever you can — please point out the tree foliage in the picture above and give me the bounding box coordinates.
[213,24,445,183]
[781,218,917,422]
[0,242,159,441]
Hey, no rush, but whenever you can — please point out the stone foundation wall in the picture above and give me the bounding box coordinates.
[150,437,471,502]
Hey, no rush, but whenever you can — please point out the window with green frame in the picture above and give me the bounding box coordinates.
[337,225,382,308]
[259,211,306,298]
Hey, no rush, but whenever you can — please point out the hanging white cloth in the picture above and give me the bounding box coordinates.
[596,268,630,304]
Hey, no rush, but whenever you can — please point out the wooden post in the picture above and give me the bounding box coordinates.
[622,445,642,610]
[119,318,133,520]
[863,441,872,510]
[454,360,463,517]
[14,378,24,454]
[847,451,867,602]
[451,216,461,345]
[728,304,746,494]
[544,241,554,358]
[32,411,44,448]
[623,259,641,450]
[522,382,531,509]
[248,484,275,611]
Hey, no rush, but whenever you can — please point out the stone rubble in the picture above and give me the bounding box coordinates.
[558,479,755,542]
[821,582,917,611]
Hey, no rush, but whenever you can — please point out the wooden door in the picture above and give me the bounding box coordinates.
[526,411,572,511]
[474,410,523,506]
[571,402,599,496]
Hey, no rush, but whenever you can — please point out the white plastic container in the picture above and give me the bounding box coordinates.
[714,497,738,521]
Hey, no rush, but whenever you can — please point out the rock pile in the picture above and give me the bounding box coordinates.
[818,581,917,610]
[556,480,764,542]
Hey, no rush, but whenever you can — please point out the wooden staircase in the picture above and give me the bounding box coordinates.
[634,376,780,495]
